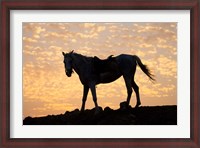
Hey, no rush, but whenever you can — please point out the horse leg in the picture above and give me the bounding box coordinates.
[89,83,100,114]
[132,80,141,108]
[123,76,133,107]
[81,85,89,112]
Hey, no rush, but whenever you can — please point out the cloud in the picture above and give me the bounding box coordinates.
[157,37,167,44]
[25,63,35,68]
[35,26,46,34]
[76,32,98,39]
[97,26,106,32]
[135,50,147,57]
[23,50,37,56]
[23,37,38,43]
[58,25,66,30]
[138,43,153,49]
[71,39,77,43]
[34,46,43,51]
[33,35,40,39]
[48,46,62,51]
[24,45,33,49]
[84,23,96,28]
[157,55,176,77]
[109,25,119,33]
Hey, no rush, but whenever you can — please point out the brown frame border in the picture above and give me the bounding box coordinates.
[1,0,199,147]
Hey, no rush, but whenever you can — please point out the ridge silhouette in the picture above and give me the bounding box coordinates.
[23,105,177,125]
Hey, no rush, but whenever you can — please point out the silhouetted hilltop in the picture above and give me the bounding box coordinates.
[24,105,177,125]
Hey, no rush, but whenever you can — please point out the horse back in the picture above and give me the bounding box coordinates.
[92,55,116,74]
[115,54,137,73]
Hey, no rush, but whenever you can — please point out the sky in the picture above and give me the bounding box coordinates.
[23,22,177,118]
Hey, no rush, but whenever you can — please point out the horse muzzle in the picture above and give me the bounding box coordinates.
[66,69,72,77]
[66,71,72,77]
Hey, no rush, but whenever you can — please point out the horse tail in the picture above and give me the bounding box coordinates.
[134,55,155,81]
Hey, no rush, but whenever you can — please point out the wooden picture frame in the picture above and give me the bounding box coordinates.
[1,0,199,147]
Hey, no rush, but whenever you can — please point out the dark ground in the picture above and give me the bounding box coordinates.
[23,105,177,125]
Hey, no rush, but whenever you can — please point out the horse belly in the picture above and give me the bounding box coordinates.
[99,72,121,83]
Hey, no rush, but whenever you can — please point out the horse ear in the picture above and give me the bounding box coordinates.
[62,52,65,56]
[71,50,74,53]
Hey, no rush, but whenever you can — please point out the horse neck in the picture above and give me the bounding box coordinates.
[71,53,91,74]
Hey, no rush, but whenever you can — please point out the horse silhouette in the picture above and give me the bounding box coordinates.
[62,50,155,113]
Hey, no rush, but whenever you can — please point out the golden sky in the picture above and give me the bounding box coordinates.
[23,22,177,118]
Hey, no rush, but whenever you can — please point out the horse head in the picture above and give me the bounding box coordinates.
[62,51,74,77]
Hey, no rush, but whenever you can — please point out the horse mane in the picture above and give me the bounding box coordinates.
[72,52,114,59]
[71,52,93,63]
[72,52,91,58]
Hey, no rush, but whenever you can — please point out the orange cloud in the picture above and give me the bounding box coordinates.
[23,37,38,43]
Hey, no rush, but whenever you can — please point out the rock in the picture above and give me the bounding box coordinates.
[120,101,131,110]
[70,109,79,115]
[104,106,113,112]
[23,116,33,125]
[64,111,70,115]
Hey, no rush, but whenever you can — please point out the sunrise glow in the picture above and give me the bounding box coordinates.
[23,23,177,117]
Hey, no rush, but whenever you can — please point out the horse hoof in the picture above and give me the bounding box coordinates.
[135,104,141,108]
